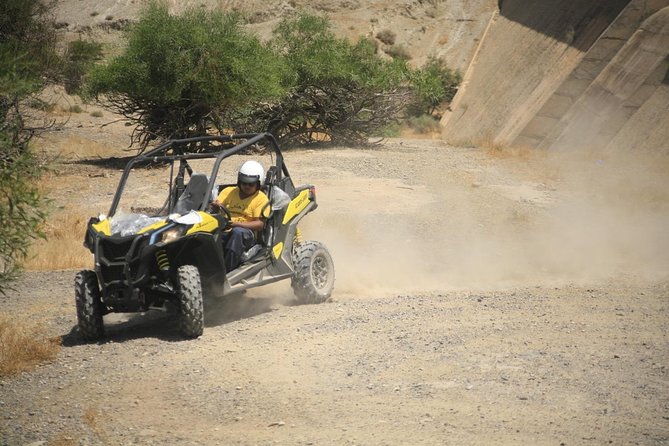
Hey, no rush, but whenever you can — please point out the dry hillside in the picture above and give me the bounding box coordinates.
[53,0,496,72]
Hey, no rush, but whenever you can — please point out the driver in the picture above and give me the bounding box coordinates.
[211,160,269,272]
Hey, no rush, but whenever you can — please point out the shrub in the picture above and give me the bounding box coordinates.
[87,1,289,151]
[407,114,441,134]
[408,56,460,116]
[26,98,56,112]
[0,125,48,287]
[0,315,61,377]
[374,122,402,138]
[85,6,456,148]
[0,0,54,292]
[234,14,413,145]
[63,39,103,95]
[376,29,396,45]
[384,44,411,60]
[0,0,60,82]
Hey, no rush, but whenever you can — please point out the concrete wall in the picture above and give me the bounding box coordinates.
[544,6,669,152]
[607,73,669,154]
[441,0,669,154]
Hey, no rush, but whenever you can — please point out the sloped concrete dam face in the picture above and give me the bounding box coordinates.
[441,0,669,154]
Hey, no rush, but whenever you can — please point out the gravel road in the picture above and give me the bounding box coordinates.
[1,138,668,445]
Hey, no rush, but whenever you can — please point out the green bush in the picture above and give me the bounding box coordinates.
[235,14,412,145]
[85,5,459,148]
[87,1,289,150]
[374,122,402,138]
[408,56,461,116]
[0,0,60,84]
[63,39,103,95]
[407,115,441,134]
[384,44,411,60]
[0,129,47,286]
[0,0,54,292]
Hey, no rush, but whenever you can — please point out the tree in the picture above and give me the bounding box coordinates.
[63,39,103,95]
[235,14,413,145]
[0,0,56,292]
[408,56,461,117]
[87,6,461,148]
[87,1,290,151]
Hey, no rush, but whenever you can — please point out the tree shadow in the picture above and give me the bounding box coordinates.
[67,156,136,170]
[61,310,181,346]
[61,291,287,346]
[66,155,167,170]
[204,291,279,327]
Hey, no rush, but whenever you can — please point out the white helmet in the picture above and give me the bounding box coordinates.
[238,160,265,185]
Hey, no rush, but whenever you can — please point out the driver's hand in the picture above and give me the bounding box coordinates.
[210,200,221,212]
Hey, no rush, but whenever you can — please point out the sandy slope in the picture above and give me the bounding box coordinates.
[52,0,495,72]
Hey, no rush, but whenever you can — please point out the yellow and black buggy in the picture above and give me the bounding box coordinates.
[75,133,335,341]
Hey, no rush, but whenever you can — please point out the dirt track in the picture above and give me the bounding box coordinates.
[1,138,668,445]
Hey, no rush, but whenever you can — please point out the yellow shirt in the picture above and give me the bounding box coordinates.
[216,186,269,224]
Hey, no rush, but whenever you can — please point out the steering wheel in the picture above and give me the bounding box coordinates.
[209,201,232,221]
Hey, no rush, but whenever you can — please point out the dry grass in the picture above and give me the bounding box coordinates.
[464,136,540,161]
[27,128,119,271]
[47,432,79,446]
[376,29,397,45]
[40,133,122,159]
[485,144,538,161]
[0,315,61,377]
[84,407,110,443]
[24,206,92,271]
[400,127,442,140]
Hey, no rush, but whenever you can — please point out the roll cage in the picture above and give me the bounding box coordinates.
[108,133,292,218]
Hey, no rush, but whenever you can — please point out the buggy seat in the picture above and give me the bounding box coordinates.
[174,173,209,215]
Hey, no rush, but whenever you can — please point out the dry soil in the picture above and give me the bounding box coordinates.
[2,1,668,444]
[1,131,668,445]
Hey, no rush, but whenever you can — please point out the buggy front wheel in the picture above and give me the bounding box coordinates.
[75,270,104,341]
[291,241,335,304]
[176,265,204,338]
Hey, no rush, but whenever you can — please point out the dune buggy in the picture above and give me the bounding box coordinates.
[75,133,335,341]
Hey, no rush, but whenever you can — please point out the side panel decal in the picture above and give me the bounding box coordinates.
[282,190,311,225]
[186,212,219,235]
[92,219,111,236]
[273,242,284,259]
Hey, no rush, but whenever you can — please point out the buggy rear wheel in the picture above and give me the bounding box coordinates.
[75,270,104,341]
[176,265,204,338]
[291,241,335,304]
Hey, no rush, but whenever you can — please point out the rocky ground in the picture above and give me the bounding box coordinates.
[1,136,668,445]
[3,1,667,444]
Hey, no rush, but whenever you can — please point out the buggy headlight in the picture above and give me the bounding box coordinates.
[161,226,186,244]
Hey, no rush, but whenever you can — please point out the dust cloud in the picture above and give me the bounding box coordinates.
[527,149,669,283]
[303,148,669,296]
